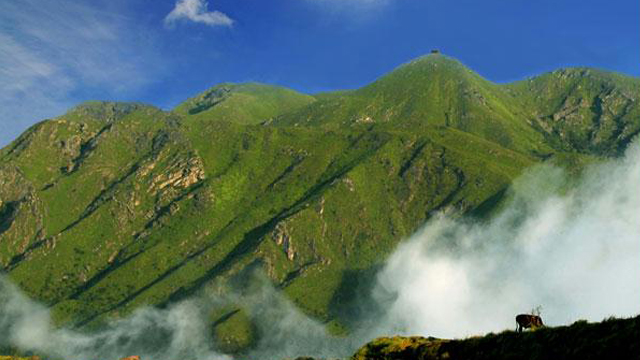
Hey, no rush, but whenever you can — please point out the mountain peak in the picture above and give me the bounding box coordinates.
[387,53,477,80]
[356,53,487,100]
[278,52,535,151]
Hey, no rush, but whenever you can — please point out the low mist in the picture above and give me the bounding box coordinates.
[374,140,640,338]
[0,277,230,360]
[1,140,638,359]
[0,274,357,360]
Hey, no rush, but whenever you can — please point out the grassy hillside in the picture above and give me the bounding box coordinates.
[276,54,639,157]
[0,53,638,352]
[174,82,315,125]
[275,55,550,154]
[507,68,640,156]
[351,315,640,360]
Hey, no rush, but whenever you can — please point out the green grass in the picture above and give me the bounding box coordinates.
[352,315,640,360]
[174,82,315,125]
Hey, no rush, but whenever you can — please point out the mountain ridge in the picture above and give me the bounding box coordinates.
[0,53,638,353]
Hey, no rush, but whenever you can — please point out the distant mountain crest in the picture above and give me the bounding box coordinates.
[63,101,159,122]
[174,82,315,124]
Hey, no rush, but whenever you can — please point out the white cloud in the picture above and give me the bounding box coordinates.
[0,0,163,147]
[164,0,233,28]
[0,277,231,360]
[374,140,640,338]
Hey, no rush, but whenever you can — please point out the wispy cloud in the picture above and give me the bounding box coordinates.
[164,0,234,28]
[0,0,163,147]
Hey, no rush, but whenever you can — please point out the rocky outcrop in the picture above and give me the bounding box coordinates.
[148,155,205,194]
[272,222,295,261]
[0,165,44,267]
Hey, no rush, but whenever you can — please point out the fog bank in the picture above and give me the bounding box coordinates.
[374,140,640,338]
[0,277,230,360]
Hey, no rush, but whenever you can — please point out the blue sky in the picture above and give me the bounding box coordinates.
[1,0,638,146]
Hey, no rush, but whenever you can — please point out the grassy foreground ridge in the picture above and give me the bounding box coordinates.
[351,316,640,360]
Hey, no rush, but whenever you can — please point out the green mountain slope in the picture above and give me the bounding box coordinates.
[174,82,315,125]
[507,68,640,155]
[276,54,640,157]
[275,55,551,154]
[0,54,638,352]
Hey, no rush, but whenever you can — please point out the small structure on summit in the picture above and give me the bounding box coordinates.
[430,49,440,54]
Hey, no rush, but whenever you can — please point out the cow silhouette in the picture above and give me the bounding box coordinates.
[516,314,544,333]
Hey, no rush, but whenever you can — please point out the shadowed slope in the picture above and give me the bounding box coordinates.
[352,316,640,360]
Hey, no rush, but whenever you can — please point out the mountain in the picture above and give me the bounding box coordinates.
[0,53,638,352]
